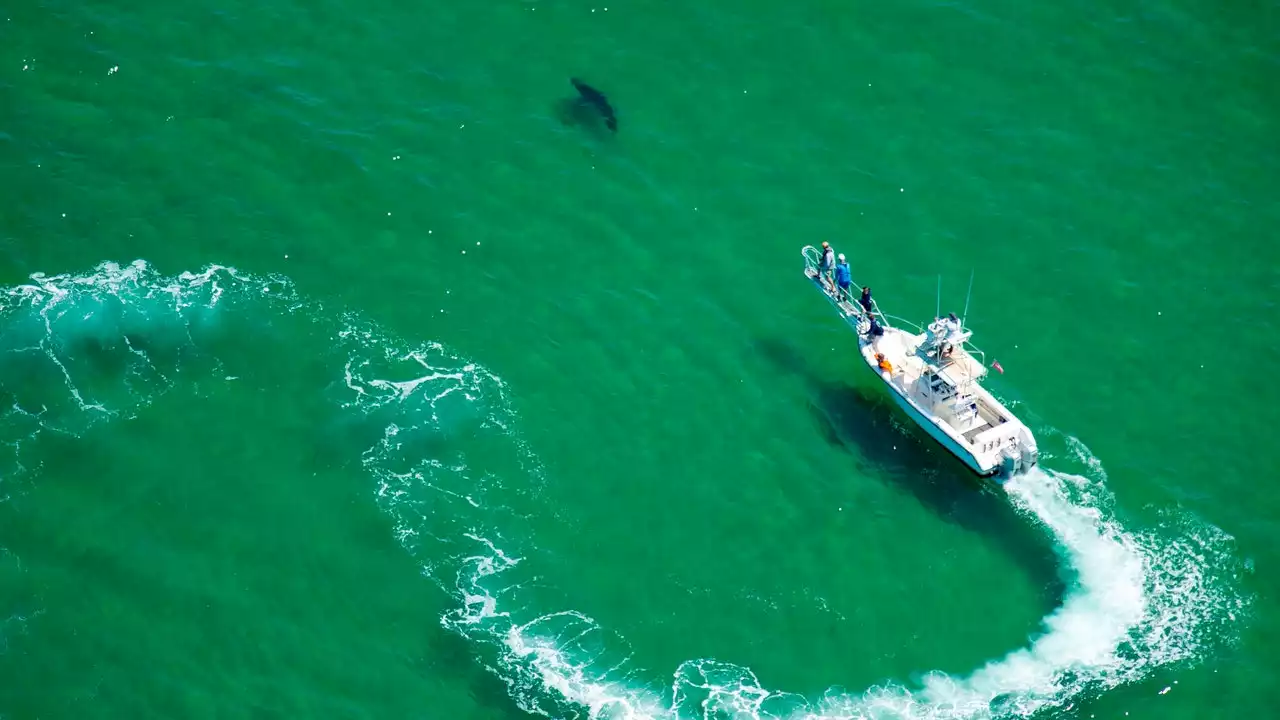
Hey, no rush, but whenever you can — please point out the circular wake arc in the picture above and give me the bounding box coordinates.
[0,260,1251,720]
[448,460,1247,720]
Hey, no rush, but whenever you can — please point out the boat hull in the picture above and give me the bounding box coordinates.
[874,364,1004,479]
[799,244,1035,480]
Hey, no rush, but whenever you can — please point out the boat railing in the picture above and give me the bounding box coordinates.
[961,341,986,368]
[801,245,923,333]
[801,245,997,374]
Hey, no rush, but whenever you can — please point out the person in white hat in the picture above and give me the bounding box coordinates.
[834,252,852,303]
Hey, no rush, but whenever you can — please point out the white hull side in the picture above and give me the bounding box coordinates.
[883,376,1001,477]
[856,346,1002,478]
[799,245,1036,479]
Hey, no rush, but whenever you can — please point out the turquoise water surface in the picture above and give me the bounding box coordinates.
[1,0,1276,718]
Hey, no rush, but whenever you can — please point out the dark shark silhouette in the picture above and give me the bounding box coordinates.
[569,78,617,132]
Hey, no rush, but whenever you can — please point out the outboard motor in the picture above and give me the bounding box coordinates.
[1000,436,1038,478]
[1001,450,1021,477]
[1020,445,1038,472]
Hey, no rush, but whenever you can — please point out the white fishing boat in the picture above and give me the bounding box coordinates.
[800,244,1037,479]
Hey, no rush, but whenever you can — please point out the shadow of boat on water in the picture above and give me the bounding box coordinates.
[754,337,1066,609]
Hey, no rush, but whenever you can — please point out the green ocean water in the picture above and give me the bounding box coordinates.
[0,0,1276,717]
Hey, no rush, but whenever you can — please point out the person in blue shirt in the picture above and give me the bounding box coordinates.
[834,253,852,302]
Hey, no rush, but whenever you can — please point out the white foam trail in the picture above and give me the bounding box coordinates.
[426,442,1248,720]
[0,260,1250,720]
[0,261,283,468]
[0,260,305,663]
[899,466,1149,717]
[335,307,1248,720]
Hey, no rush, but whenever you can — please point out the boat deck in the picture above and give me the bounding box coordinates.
[937,350,986,385]
[861,333,921,410]
[804,266,867,318]
[799,243,1038,476]
[864,327,1009,446]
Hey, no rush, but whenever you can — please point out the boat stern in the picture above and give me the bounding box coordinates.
[997,426,1039,478]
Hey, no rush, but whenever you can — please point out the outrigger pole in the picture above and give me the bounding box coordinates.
[961,268,975,325]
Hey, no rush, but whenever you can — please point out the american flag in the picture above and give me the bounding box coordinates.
[991,360,1004,374]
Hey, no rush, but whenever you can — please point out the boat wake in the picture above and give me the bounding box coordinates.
[0,260,1251,720]
[438,453,1248,720]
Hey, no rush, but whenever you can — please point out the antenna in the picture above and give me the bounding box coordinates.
[961,269,975,325]
[935,274,941,320]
